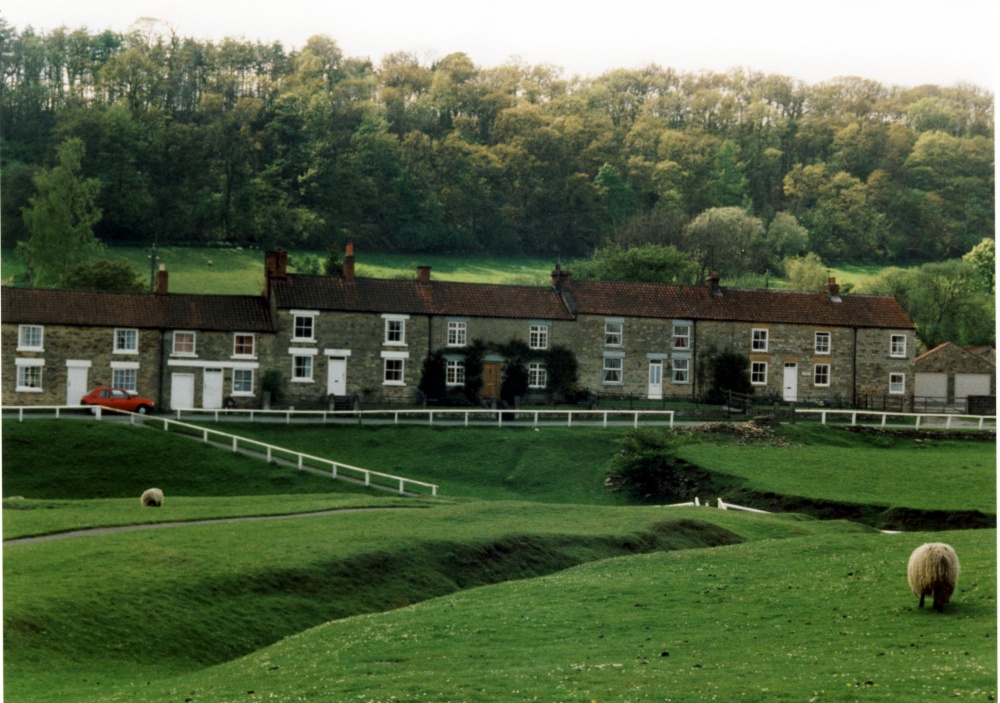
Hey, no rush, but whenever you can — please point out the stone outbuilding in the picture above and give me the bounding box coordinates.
[914,342,996,410]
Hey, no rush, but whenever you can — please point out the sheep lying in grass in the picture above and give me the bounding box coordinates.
[907,542,959,612]
[140,488,164,508]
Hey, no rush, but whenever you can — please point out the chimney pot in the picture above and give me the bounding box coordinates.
[155,266,169,295]
[705,270,722,296]
[417,266,431,284]
[551,264,572,292]
[343,242,355,282]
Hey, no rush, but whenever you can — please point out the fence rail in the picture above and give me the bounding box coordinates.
[796,407,996,431]
[1,405,438,496]
[170,407,677,429]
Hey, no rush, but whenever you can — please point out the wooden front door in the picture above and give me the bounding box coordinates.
[482,361,501,399]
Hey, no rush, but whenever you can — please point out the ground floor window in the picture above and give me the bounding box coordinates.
[750,361,768,385]
[16,364,43,392]
[292,355,313,382]
[671,358,690,384]
[602,357,623,385]
[446,359,465,386]
[889,372,906,395]
[233,369,254,394]
[384,358,405,385]
[813,363,830,387]
[528,362,547,389]
[112,368,137,391]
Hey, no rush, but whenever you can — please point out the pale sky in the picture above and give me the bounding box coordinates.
[4,0,997,89]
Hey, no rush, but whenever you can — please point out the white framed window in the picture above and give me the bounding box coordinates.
[528,362,547,389]
[751,361,768,385]
[815,331,831,355]
[890,334,907,358]
[292,311,318,342]
[173,331,196,356]
[383,314,409,346]
[447,321,467,347]
[529,324,549,350]
[604,319,623,347]
[751,328,768,352]
[114,328,139,354]
[112,368,137,392]
[889,372,906,395]
[17,325,44,351]
[233,333,256,358]
[233,369,254,395]
[814,363,831,387]
[672,358,690,384]
[291,354,313,382]
[384,358,405,385]
[446,359,465,386]
[15,359,43,392]
[673,322,691,349]
[603,357,623,385]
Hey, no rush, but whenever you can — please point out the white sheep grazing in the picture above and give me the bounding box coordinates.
[140,488,164,508]
[907,542,959,612]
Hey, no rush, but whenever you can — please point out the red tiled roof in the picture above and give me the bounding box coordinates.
[1,287,273,332]
[565,281,915,329]
[270,276,575,320]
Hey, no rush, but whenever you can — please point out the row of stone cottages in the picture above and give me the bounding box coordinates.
[3,248,922,411]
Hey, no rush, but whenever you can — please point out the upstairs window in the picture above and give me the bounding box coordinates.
[292,313,317,342]
[447,321,467,347]
[383,315,408,346]
[672,323,691,349]
[114,328,139,354]
[233,333,256,358]
[173,331,196,355]
[18,325,43,351]
[815,332,831,355]
[890,334,907,358]
[604,320,623,347]
[529,324,549,350]
[751,328,768,352]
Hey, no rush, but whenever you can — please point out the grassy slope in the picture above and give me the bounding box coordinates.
[51,528,1000,703]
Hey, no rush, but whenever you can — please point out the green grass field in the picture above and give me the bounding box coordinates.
[2,418,995,702]
[1,244,907,294]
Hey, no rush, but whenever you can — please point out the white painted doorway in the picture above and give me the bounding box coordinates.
[66,362,90,405]
[203,368,224,409]
[647,360,663,400]
[783,363,798,402]
[328,357,347,396]
[171,373,195,410]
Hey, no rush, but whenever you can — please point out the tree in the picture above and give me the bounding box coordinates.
[18,138,103,286]
[59,258,146,292]
[764,212,809,259]
[573,243,698,285]
[783,252,828,291]
[962,238,995,292]
[680,207,766,277]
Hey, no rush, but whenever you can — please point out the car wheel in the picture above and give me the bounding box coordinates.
[137,405,150,415]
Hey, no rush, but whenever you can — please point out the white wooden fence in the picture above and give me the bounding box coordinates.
[1,404,438,496]
[171,407,677,429]
[796,408,996,431]
[661,497,768,513]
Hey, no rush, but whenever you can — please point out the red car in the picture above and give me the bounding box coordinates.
[80,387,155,414]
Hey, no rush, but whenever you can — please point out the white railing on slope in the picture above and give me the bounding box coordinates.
[796,408,996,431]
[660,497,768,513]
[173,407,676,429]
[1,405,438,497]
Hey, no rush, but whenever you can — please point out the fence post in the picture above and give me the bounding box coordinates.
[429,410,434,426]
[232,436,238,452]
[266,447,272,463]
[398,479,405,495]
[298,455,303,471]
[331,462,338,479]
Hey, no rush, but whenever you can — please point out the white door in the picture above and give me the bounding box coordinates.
[914,373,947,401]
[647,360,663,400]
[66,363,90,405]
[328,357,347,396]
[955,374,991,401]
[171,373,195,410]
[783,363,798,402]
[203,368,224,409]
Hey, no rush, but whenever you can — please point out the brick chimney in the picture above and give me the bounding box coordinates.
[705,270,722,297]
[824,276,842,302]
[417,265,431,284]
[155,264,168,295]
[264,248,288,299]
[343,242,355,282]
[551,263,572,292]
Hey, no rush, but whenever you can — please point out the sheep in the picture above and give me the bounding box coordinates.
[140,488,164,508]
[907,542,959,612]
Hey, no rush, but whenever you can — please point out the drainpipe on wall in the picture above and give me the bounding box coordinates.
[159,330,169,410]
[852,327,858,407]
[691,319,698,403]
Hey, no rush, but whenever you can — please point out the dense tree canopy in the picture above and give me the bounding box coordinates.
[0,20,993,265]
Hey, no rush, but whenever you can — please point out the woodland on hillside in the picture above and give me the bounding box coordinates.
[1,20,995,347]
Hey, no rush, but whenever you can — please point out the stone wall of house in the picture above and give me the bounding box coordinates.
[161,329,269,410]
[855,328,916,405]
[2,323,160,406]
[914,343,996,404]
